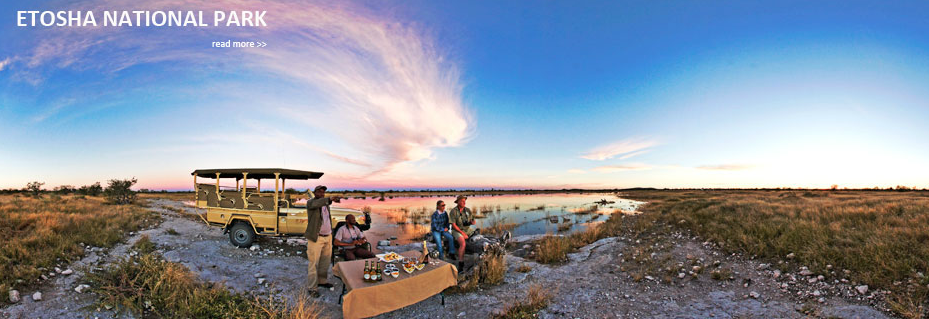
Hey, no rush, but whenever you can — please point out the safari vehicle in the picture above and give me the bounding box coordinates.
[191,168,369,247]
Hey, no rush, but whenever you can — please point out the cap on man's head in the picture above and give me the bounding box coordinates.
[455,195,467,202]
[314,185,327,192]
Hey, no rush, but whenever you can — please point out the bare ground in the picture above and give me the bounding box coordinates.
[2,199,892,318]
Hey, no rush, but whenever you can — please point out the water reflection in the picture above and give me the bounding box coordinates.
[337,193,644,246]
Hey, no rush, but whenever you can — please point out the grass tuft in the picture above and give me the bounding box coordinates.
[493,284,552,319]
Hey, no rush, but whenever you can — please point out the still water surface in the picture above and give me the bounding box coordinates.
[336,193,644,246]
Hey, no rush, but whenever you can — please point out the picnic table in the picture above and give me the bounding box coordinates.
[332,250,458,319]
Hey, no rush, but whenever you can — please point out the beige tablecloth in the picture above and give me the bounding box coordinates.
[332,250,458,319]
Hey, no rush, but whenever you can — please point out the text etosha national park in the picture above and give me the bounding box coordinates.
[17,10,267,27]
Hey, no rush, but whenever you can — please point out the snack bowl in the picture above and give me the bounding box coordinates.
[391,271,399,278]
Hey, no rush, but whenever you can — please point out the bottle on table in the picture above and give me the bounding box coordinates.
[422,240,429,263]
[363,261,371,281]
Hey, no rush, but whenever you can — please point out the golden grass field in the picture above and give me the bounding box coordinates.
[0,194,160,298]
[531,189,928,318]
[622,190,929,317]
[0,193,323,317]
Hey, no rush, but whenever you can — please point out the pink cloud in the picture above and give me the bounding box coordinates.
[581,137,658,161]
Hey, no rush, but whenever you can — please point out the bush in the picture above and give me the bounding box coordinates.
[78,182,103,196]
[24,181,44,197]
[104,178,137,205]
[54,185,76,194]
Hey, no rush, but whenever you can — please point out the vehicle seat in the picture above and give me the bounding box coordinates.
[219,195,237,208]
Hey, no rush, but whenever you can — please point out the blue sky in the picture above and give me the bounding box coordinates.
[2,0,929,190]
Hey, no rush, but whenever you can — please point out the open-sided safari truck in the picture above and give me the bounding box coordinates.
[191,168,369,247]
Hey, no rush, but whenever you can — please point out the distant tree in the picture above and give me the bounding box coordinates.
[79,182,104,196]
[284,188,298,195]
[24,181,45,197]
[104,178,138,205]
[830,184,838,191]
[55,185,76,194]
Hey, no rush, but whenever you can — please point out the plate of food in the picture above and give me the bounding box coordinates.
[375,252,402,263]
[415,263,425,270]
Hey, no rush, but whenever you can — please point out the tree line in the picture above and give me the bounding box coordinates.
[4,178,139,204]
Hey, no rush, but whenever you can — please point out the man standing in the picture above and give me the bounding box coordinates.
[305,185,342,298]
[448,195,475,261]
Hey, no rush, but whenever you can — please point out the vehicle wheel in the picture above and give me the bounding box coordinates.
[228,222,256,247]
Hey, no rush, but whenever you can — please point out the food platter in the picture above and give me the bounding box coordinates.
[375,252,402,263]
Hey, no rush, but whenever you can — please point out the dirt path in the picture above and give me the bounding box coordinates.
[2,199,893,318]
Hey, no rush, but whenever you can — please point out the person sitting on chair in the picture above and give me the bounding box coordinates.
[333,214,375,260]
[449,195,476,262]
[430,200,456,259]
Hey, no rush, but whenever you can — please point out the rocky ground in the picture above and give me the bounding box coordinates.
[2,199,895,318]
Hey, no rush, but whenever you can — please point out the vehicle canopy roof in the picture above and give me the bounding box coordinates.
[191,168,324,180]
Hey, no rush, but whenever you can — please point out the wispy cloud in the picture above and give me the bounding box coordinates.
[567,169,587,174]
[581,137,659,161]
[0,58,10,72]
[15,0,474,176]
[592,163,654,173]
[696,164,754,171]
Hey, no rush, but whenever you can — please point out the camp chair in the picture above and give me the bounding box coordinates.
[331,222,372,263]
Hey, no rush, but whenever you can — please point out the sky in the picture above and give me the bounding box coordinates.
[2,0,929,191]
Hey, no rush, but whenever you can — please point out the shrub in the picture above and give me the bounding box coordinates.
[104,178,137,205]
[78,182,103,196]
[24,181,44,197]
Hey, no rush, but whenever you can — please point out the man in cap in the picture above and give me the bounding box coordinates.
[448,195,476,261]
[305,185,342,298]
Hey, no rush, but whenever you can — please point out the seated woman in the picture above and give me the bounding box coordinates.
[430,200,456,259]
[333,215,375,260]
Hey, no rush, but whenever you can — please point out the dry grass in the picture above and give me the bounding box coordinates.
[0,194,160,299]
[448,252,507,293]
[515,265,532,273]
[623,189,929,319]
[480,253,506,285]
[484,217,519,237]
[493,284,553,319]
[87,249,323,318]
[535,235,572,263]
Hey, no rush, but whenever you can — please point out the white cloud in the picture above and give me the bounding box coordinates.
[581,137,658,161]
[567,169,587,174]
[592,163,654,173]
[0,58,9,71]
[696,164,754,171]
[16,0,474,177]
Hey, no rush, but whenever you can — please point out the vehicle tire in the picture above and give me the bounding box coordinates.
[228,222,256,247]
